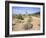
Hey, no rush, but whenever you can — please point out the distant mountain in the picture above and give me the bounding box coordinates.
[34,12,40,14]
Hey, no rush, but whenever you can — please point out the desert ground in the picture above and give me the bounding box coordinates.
[12,14,40,31]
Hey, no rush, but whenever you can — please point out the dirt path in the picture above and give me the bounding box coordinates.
[31,16,40,30]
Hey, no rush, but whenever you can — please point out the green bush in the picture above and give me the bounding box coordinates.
[16,14,24,20]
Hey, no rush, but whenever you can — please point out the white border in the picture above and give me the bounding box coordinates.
[9,3,43,35]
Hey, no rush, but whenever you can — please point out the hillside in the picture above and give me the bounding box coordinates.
[12,13,40,31]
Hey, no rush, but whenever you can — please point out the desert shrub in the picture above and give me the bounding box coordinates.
[24,24,33,30]
[31,14,40,17]
[38,24,40,26]
[16,14,24,20]
[23,14,25,16]
[28,14,31,16]
[12,24,16,26]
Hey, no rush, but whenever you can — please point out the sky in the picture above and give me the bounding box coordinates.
[12,6,40,14]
